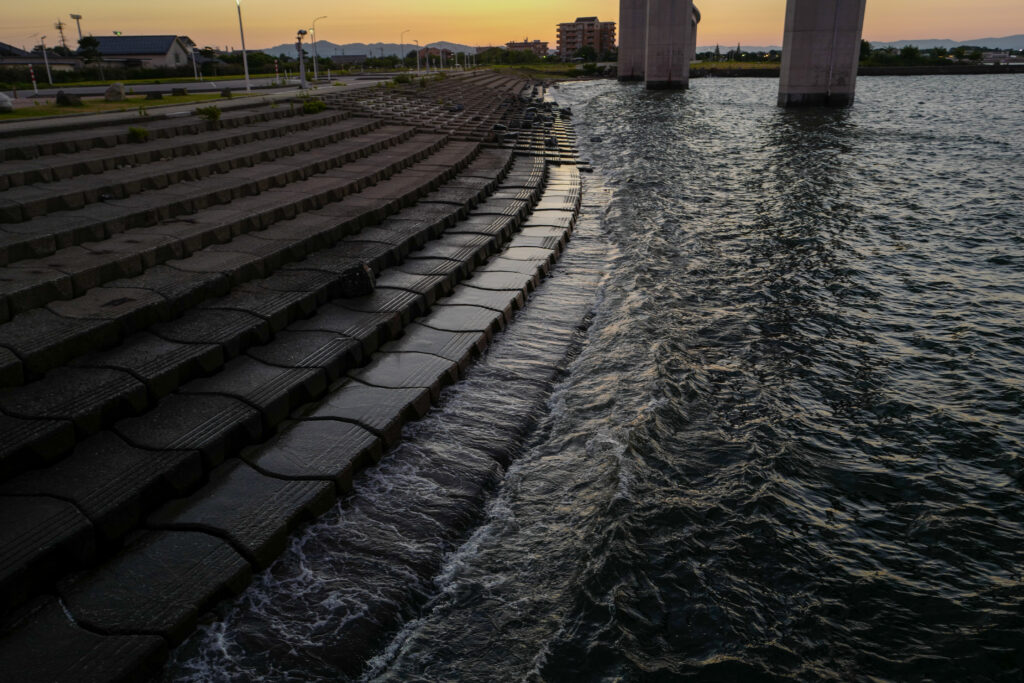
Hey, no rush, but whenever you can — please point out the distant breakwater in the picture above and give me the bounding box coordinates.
[688,64,1024,78]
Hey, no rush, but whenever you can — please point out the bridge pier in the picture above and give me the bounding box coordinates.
[778,0,867,107]
[645,0,694,89]
[618,0,647,81]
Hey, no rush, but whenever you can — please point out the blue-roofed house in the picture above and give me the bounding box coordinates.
[84,35,194,68]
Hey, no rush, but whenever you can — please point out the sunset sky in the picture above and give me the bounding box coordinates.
[3,1,1022,52]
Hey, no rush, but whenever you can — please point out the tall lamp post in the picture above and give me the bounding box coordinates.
[413,39,420,74]
[296,29,308,89]
[235,0,251,92]
[311,16,327,81]
[70,14,83,42]
[39,36,54,85]
[400,29,409,71]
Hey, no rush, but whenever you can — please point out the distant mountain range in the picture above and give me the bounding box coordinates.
[258,34,1024,59]
[868,35,1024,50]
[260,41,478,59]
[698,35,1024,53]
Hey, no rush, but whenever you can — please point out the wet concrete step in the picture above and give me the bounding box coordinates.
[0,102,310,161]
[0,159,579,681]
[0,109,349,191]
[0,117,385,224]
[0,151,525,615]
[0,147,506,485]
[0,127,429,323]
[0,121,400,267]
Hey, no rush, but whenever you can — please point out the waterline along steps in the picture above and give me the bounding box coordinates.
[0,71,585,680]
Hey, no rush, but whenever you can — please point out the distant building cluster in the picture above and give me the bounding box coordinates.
[556,16,616,61]
[506,40,549,57]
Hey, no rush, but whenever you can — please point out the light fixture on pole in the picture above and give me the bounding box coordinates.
[311,16,327,81]
[296,29,308,89]
[235,0,251,92]
[69,14,83,42]
[413,39,420,74]
[400,29,409,71]
[39,35,53,85]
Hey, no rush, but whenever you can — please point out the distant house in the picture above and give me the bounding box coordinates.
[0,41,80,71]
[506,40,549,57]
[84,35,194,68]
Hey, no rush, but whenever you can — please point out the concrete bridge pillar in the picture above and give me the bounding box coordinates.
[645,0,694,89]
[619,0,648,81]
[778,0,867,106]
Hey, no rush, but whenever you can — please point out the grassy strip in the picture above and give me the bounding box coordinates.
[2,73,281,90]
[0,93,249,121]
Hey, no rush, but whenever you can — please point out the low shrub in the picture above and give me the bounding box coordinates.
[195,105,221,121]
[393,74,413,84]
[127,126,150,143]
[301,98,327,114]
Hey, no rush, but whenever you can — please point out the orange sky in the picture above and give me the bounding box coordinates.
[4,1,1022,51]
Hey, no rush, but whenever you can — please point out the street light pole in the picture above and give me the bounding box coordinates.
[235,0,251,92]
[39,35,53,85]
[70,14,83,42]
[400,29,409,71]
[312,16,326,81]
[413,39,420,74]
[297,29,308,89]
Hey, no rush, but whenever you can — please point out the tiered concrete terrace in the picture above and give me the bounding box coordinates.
[0,71,586,680]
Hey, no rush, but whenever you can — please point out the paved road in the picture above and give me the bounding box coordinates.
[20,74,395,99]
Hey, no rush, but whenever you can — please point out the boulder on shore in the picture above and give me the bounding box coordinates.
[0,93,13,113]
[55,90,83,107]
[104,83,126,102]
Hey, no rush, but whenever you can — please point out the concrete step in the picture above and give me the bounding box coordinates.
[0,145,504,483]
[0,134,457,386]
[0,102,309,161]
[0,109,349,191]
[0,151,540,620]
[44,163,579,673]
[0,126,421,322]
[0,121,399,267]
[0,117,384,224]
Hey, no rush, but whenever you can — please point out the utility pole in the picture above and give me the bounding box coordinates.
[400,29,409,71]
[54,20,68,49]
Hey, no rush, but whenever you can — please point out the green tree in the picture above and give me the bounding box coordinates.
[900,45,920,61]
[969,49,983,62]
[574,45,597,62]
[952,46,967,60]
[77,35,104,79]
[860,40,872,61]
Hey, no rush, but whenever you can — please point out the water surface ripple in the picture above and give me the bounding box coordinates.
[367,76,1024,681]
[173,75,1023,682]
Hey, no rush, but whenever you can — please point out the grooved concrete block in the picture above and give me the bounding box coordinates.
[350,351,459,400]
[115,393,262,468]
[71,332,223,400]
[0,496,95,614]
[147,461,335,569]
[179,356,325,429]
[247,330,362,381]
[1,432,202,545]
[420,304,505,338]
[304,380,431,446]
[0,366,147,436]
[381,322,487,373]
[59,531,251,644]
[0,597,167,683]
[245,419,381,492]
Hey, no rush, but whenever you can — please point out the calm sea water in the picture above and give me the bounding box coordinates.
[169,75,1024,681]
